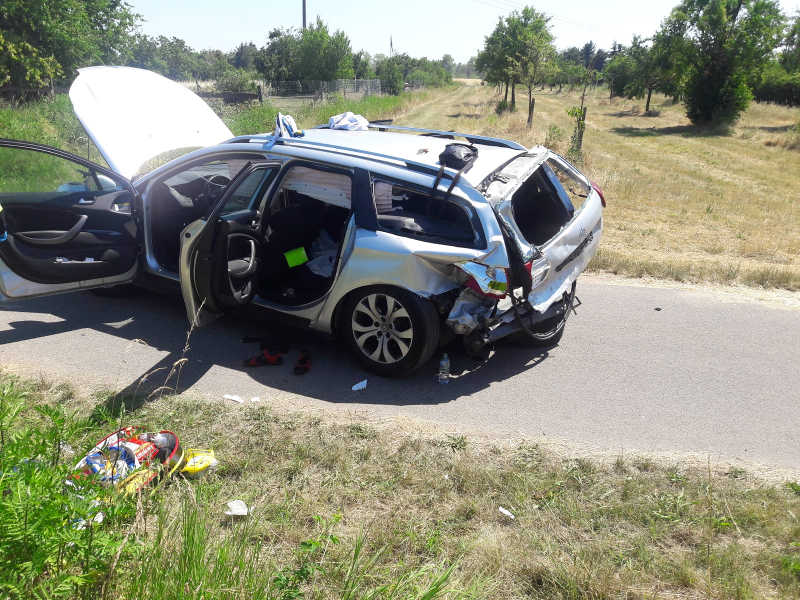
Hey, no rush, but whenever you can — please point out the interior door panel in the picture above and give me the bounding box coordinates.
[0,140,139,292]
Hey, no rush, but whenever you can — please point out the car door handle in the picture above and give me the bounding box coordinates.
[76,197,94,205]
[15,214,88,246]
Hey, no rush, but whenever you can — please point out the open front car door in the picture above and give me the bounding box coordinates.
[0,139,140,301]
[179,162,279,327]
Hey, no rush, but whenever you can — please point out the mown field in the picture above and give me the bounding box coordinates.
[396,82,800,290]
[2,371,800,599]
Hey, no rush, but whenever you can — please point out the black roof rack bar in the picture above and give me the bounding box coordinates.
[365,123,526,151]
[224,134,459,180]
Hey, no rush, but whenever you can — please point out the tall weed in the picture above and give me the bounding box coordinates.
[0,377,136,599]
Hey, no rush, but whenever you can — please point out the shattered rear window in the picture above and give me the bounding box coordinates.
[546,158,590,210]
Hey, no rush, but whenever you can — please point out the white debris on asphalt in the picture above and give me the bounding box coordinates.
[223,394,244,404]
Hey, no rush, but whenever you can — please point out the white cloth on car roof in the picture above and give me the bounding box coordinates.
[328,111,369,131]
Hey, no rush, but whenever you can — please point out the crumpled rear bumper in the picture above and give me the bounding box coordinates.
[455,190,603,347]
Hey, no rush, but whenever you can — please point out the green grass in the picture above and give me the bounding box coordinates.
[222,91,428,136]
[0,91,425,192]
[3,370,800,599]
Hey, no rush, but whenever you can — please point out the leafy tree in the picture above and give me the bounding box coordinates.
[603,53,636,98]
[511,8,555,128]
[440,54,455,74]
[232,42,258,71]
[0,0,140,97]
[256,28,300,82]
[672,0,785,125]
[781,11,800,72]
[623,36,661,112]
[591,49,609,71]
[295,18,354,81]
[560,46,583,65]
[352,51,374,79]
[580,41,597,67]
[476,18,512,101]
[454,57,477,78]
[753,59,800,104]
[376,57,403,94]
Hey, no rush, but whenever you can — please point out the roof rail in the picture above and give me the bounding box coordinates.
[224,134,459,180]
[365,123,526,151]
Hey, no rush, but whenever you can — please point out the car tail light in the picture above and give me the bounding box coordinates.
[590,180,606,207]
[458,262,508,299]
[525,257,551,288]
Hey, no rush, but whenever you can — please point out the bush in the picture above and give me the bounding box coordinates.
[215,69,257,93]
[684,66,752,126]
[753,62,800,106]
[495,99,509,114]
[544,124,564,149]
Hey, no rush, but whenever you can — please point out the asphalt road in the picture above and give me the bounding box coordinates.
[1,276,798,470]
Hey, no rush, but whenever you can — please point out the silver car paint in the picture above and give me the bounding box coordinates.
[173,139,600,338]
[0,257,138,301]
[176,147,513,334]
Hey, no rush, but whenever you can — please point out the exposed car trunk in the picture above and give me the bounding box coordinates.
[448,150,602,345]
[510,163,574,245]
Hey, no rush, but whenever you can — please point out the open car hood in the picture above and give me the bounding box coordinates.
[69,66,233,180]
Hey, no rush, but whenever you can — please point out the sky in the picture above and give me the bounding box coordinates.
[128,0,800,63]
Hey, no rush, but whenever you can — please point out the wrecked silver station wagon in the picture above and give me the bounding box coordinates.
[0,66,604,376]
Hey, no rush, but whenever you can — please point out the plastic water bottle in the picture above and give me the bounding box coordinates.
[437,353,450,384]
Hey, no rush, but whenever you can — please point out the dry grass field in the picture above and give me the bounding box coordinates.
[396,83,800,290]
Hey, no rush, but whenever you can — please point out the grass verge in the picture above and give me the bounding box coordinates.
[2,370,799,599]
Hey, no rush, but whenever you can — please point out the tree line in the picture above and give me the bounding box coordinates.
[0,1,452,99]
[475,1,800,127]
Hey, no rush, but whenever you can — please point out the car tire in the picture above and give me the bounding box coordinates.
[89,284,141,298]
[511,282,575,348]
[339,285,440,377]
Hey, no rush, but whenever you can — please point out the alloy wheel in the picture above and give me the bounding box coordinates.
[351,293,414,364]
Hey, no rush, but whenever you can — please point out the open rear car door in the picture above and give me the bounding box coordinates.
[0,139,140,301]
[179,161,279,326]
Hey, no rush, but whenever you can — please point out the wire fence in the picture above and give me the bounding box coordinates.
[265,79,383,97]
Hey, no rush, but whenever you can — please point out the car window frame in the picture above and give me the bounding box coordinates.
[369,173,486,250]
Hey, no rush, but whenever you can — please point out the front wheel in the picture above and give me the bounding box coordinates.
[339,286,440,377]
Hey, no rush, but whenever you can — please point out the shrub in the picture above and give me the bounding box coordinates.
[684,65,752,126]
[544,124,564,149]
[215,69,257,93]
[753,62,800,106]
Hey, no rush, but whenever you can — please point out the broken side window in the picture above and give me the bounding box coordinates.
[373,180,478,248]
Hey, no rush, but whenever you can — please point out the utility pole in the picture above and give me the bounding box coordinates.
[302,0,306,29]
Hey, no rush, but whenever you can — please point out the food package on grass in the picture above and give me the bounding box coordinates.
[73,426,183,494]
[181,448,219,476]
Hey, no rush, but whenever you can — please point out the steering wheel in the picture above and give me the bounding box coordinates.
[224,232,259,305]
[204,174,230,200]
